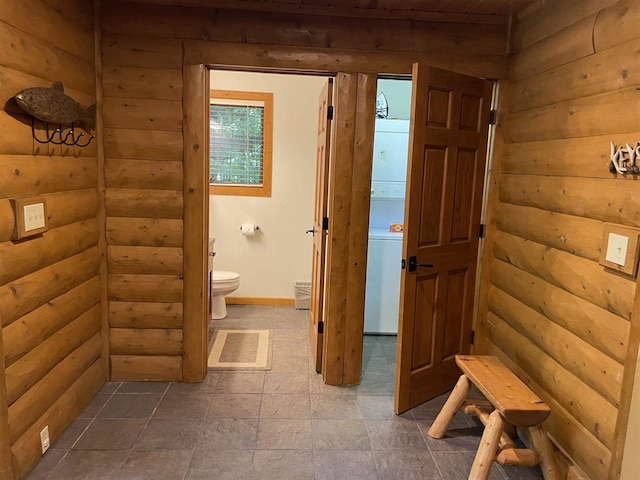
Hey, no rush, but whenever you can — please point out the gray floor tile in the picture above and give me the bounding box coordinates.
[117,382,169,394]
[365,419,427,451]
[225,305,247,318]
[419,422,483,452]
[135,419,201,450]
[112,450,193,480]
[257,419,312,449]
[271,341,308,358]
[214,372,265,393]
[198,418,259,450]
[431,451,506,480]
[356,373,395,396]
[271,316,307,329]
[98,393,162,418]
[358,395,410,420]
[167,373,222,394]
[274,329,308,342]
[72,418,147,450]
[309,374,357,395]
[244,305,277,317]
[77,393,111,418]
[314,450,379,480]
[153,394,209,420]
[98,382,121,394]
[186,450,253,480]
[312,419,370,450]
[270,355,309,373]
[25,449,67,480]
[311,394,363,419]
[207,393,262,418]
[251,450,314,480]
[264,373,309,394]
[374,451,442,480]
[48,450,129,480]
[260,394,311,419]
[52,419,91,449]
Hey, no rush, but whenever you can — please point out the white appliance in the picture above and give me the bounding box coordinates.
[364,119,409,334]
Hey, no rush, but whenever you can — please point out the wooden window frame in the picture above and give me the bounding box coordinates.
[209,89,273,197]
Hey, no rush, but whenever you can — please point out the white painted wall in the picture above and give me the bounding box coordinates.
[377,79,412,120]
[621,345,640,479]
[209,71,326,299]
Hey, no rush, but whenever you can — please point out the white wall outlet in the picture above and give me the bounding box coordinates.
[23,203,46,232]
[40,426,50,454]
[606,233,629,266]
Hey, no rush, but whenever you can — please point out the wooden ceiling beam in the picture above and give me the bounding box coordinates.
[123,0,510,25]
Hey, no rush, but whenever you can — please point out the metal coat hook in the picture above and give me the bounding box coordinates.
[31,117,95,147]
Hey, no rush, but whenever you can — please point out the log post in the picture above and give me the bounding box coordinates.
[428,374,471,438]
[469,409,504,480]
[528,424,561,480]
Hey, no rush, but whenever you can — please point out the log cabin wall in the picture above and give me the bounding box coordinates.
[99,0,511,382]
[0,1,106,478]
[477,1,640,479]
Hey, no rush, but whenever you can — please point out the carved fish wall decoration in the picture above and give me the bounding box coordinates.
[13,82,96,133]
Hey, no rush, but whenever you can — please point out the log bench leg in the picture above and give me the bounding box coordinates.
[528,425,561,480]
[428,374,471,439]
[469,410,504,480]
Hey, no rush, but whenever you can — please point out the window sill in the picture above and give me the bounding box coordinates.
[209,185,272,197]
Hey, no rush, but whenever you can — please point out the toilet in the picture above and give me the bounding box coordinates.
[211,271,241,319]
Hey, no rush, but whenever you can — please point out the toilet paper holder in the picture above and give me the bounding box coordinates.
[239,225,260,231]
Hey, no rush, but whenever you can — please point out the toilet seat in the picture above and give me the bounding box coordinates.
[212,271,240,282]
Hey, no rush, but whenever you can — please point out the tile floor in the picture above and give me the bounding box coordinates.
[27,305,544,480]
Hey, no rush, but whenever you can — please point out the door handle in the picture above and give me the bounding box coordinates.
[408,256,433,272]
[306,228,315,235]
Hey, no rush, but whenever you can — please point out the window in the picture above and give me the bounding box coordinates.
[209,90,273,197]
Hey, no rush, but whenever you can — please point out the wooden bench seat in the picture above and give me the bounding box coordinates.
[428,355,560,480]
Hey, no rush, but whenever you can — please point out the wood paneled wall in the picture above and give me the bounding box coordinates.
[478,1,640,479]
[99,0,510,382]
[0,1,105,478]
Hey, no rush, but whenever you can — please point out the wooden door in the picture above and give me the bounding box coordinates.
[309,79,333,373]
[395,64,493,413]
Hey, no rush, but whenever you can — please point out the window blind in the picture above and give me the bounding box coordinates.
[209,103,265,186]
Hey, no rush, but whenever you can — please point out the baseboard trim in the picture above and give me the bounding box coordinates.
[226,296,295,306]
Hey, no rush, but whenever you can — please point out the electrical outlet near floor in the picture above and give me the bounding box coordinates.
[40,426,50,454]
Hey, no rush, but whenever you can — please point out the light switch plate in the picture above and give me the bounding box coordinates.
[599,223,640,276]
[605,233,628,266]
[40,426,50,454]
[10,196,48,240]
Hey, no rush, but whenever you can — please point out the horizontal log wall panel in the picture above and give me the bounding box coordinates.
[0,21,94,94]
[110,328,183,355]
[0,155,97,197]
[500,175,640,228]
[102,66,183,101]
[41,0,94,31]
[494,203,603,261]
[0,0,93,62]
[0,188,99,243]
[504,87,640,143]
[512,0,618,51]
[7,333,101,443]
[103,98,183,131]
[492,230,635,321]
[102,33,183,69]
[106,217,183,247]
[11,359,105,480]
[4,304,101,405]
[483,340,611,480]
[500,134,634,179]
[594,0,640,52]
[488,283,623,406]
[105,189,183,219]
[107,245,183,275]
[104,128,183,161]
[184,40,508,79]
[3,276,101,367]
[108,274,183,302]
[485,311,618,450]
[110,355,182,381]
[491,258,629,363]
[508,38,640,113]
[509,15,596,82]
[0,219,99,286]
[0,247,101,327]
[105,159,183,190]
[109,301,183,329]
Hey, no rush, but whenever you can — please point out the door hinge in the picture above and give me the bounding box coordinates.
[327,106,334,120]
[401,259,406,270]
[479,224,485,239]
[489,109,497,125]
[322,217,329,231]
[470,330,475,345]
[318,320,324,334]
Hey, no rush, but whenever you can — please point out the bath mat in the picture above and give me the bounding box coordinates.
[208,329,273,371]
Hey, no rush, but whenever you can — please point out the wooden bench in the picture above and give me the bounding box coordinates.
[428,355,560,480]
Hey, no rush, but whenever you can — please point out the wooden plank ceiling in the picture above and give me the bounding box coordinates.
[127,0,536,22]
